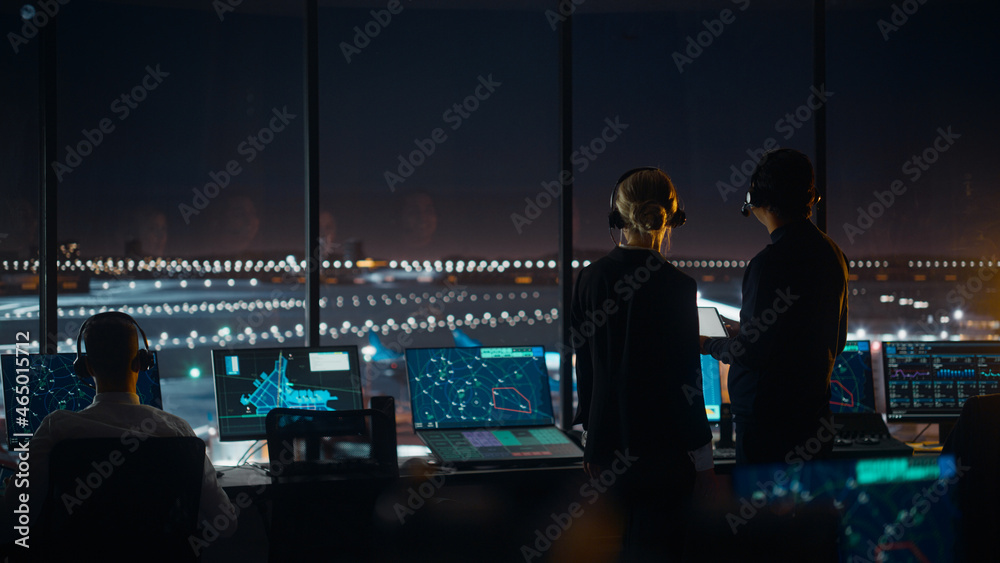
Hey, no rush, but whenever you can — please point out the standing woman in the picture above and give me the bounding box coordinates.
[571,168,714,562]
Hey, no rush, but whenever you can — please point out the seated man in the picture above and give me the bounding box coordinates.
[4,312,236,543]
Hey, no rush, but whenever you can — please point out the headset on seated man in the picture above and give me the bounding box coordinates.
[74,311,154,384]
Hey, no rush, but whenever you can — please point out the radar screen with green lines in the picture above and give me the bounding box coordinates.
[2,353,163,449]
[830,341,877,414]
[405,346,582,466]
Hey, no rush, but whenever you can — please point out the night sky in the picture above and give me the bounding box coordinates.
[2,0,997,262]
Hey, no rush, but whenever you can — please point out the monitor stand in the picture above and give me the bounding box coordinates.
[937,421,956,445]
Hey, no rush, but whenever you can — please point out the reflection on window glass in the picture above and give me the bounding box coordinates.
[320,6,561,434]
[828,0,1000,342]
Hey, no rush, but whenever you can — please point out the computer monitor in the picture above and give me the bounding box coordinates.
[211,346,363,441]
[405,345,555,430]
[701,355,722,422]
[883,340,1000,422]
[732,455,958,563]
[0,353,162,448]
[829,340,877,414]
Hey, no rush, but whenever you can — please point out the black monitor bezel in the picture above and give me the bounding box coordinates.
[404,344,555,431]
[701,355,722,422]
[0,352,162,447]
[830,340,877,415]
[211,345,363,442]
[881,340,1000,423]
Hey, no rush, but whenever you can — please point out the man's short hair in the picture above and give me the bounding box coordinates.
[80,314,140,380]
[750,148,818,220]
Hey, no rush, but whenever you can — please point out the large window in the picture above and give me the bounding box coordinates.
[573,2,814,295]
[318,4,561,430]
[2,0,997,461]
[0,2,40,352]
[827,0,1000,344]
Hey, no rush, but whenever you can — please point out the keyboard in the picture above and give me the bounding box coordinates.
[713,446,736,460]
[834,413,891,446]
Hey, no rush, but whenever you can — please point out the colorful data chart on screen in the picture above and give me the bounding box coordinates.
[884,341,1000,420]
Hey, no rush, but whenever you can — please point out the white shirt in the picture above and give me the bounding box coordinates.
[18,392,236,537]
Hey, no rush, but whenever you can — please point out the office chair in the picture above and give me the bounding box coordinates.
[942,393,1000,562]
[38,436,206,563]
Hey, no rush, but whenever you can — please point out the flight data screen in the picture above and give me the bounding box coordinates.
[406,346,554,430]
[883,341,1000,421]
[212,346,363,441]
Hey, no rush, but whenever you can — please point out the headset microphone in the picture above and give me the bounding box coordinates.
[741,190,754,217]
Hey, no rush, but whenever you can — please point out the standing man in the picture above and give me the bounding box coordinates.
[700,149,848,464]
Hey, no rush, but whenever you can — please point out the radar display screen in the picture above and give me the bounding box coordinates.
[406,346,554,430]
[1,353,162,449]
[830,341,876,414]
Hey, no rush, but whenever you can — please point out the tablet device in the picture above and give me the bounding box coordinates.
[698,306,728,338]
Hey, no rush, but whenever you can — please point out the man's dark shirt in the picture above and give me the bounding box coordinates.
[704,218,848,427]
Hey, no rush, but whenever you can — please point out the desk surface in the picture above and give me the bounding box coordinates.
[216,457,587,489]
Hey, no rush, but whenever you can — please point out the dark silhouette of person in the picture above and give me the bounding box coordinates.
[572,167,714,561]
[700,149,848,465]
